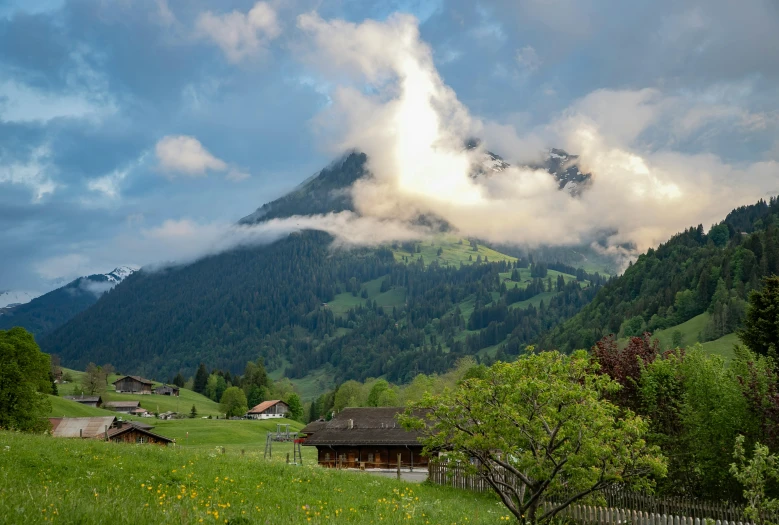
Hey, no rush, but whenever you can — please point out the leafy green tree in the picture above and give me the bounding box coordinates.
[189,404,198,419]
[739,276,779,357]
[206,374,227,402]
[731,435,779,525]
[366,379,390,407]
[0,327,53,432]
[333,380,364,411]
[219,387,248,418]
[193,363,208,394]
[286,393,303,421]
[401,350,666,525]
[81,363,107,395]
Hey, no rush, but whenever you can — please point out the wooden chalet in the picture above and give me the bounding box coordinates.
[113,375,153,394]
[63,395,103,408]
[246,400,289,419]
[153,384,180,396]
[104,400,141,413]
[106,421,174,445]
[302,407,428,469]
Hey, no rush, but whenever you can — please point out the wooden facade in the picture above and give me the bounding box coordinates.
[113,375,153,394]
[246,400,289,419]
[106,423,174,445]
[303,407,430,469]
[316,445,427,469]
[154,384,180,396]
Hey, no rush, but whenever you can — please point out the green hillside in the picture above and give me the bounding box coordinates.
[48,395,117,418]
[543,197,779,353]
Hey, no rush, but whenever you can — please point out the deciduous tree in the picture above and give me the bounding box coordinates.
[219,387,247,418]
[401,350,666,525]
[0,327,52,432]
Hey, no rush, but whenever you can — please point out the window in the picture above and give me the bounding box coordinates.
[136,436,146,444]
[367,453,374,463]
[324,453,331,461]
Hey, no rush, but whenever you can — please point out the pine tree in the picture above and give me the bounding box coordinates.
[190,404,197,418]
[193,363,208,394]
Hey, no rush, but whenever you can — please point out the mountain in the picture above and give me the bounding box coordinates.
[541,197,779,352]
[0,267,136,337]
[41,152,605,387]
[0,290,41,309]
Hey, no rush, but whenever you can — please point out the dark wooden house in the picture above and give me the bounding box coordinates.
[302,407,428,469]
[106,421,174,446]
[154,384,180,396]
[246,399,289,419]
[104,401,141,413]
[63,395,103,408]
[113,375,153,394]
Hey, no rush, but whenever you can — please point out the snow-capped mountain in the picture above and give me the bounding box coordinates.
[0,290,42,309]
[544,148,591,195]
[0,266,138,336]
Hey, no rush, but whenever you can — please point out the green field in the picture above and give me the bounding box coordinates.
[48,395,119,418]
[0,431,504,524]
[651,313,740,360]
[392,237,516,267]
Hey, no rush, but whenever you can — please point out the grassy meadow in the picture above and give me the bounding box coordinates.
[650,312,740,360]
[0,431,506,525]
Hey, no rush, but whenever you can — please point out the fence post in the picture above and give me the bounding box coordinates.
[397,453,401,480]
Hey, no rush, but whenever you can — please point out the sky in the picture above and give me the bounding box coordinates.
[1,0,778,292]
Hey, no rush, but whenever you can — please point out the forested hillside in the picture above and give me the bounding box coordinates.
[543,197,779,352]
[42,229,604,383]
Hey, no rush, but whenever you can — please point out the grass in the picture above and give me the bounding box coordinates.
[392,237,516,267]
[57,373,222,416]
[0,431,505,524]
[508,291,560,310]
[48,395,119,418]
[651,313,740,361]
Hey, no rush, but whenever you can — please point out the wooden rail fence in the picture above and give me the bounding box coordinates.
[428,463,770,524]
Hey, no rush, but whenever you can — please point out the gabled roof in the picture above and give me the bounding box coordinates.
[106,424,174,443]
[154,384,179,391]
[63,395,102,404]
[49,417,117,438]
[112,375,154,386]
[247,399,287,414]
[302,407,428,447]
[104,401,140,409]
[300,419,327,435]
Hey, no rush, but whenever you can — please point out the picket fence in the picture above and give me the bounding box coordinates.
[428,463,768,524]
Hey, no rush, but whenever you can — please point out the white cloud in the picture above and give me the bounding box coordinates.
[226,168,250,182]
[155,135,227,176]
[34,253,90,281]
[0,145,57,202]
[515,46,541,75]
[196,1,281,63]
[87,168,128,199]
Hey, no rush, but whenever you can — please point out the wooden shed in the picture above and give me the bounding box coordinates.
[113,375,153,394]
[63,395,103,408]
[153,384,180,396]
[302,407,429,470]
[104,401,141,413]
[106,421,174,445]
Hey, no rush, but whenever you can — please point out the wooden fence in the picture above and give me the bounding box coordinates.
[538,501,753,525]
[428,463,768,524]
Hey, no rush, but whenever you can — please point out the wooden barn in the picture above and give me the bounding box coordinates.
[302,407,429,469]
[154,384,180,396]
[246,400,289,419]
[106,421,174,445]
[113,375,153,394]
[104,401,141,413]
[63,395,103,408]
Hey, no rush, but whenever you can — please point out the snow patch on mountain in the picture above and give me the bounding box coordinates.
[0,290,41,309]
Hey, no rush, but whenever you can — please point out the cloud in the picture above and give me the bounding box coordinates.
[155,135,227,176]
[0,145,57,202]
[515,46,541,75]
[196,1,281,63]
[292,11,779,258]
[34,253,90,281]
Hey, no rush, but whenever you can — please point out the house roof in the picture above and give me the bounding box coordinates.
[112,375,154,386]
[106,424,174,443]
[300,419,327,435]
[49,417,117,438]
[302,407,428,447]
[131,407,148,414]
[104,401,141,409]
[63,395,102,404]
[247,399,287,414]
[154,384,179,390]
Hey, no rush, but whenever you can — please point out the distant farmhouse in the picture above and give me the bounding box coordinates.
[246,400,289,419]
[302,407,428,470]
[49,417,173,445]
[63,395,103,408]
[153,384,180,396]
[113,375,153,394]
[104,401,140,413]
